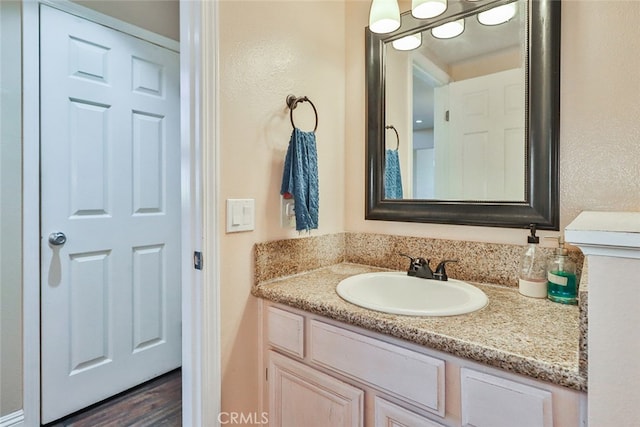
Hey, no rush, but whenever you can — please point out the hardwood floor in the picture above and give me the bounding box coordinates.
[45,369,182,427]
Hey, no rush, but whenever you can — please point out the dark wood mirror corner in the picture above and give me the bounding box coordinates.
[365,0,560,230]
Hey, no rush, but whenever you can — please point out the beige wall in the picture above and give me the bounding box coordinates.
[559,1,640,222]
[450,47,521,81]
[72,0,180,40]
[345,0,640,245]
[218,0,346,415]
[385,46,412,196]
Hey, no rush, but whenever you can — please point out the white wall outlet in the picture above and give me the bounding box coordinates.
[226,199,255,233]
[281,196,296,228]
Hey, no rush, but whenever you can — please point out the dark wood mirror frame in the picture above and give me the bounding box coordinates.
[365,0,560,230]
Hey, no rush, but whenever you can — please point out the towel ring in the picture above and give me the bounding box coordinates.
[385,125,399,151]
[286,94,318,132]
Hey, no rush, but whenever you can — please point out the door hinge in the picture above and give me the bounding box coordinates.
[194,251,203,270]
[445,110,450,122]
[266,368,268,381]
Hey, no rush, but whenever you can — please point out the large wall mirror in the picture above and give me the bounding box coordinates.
[366,0,560,229]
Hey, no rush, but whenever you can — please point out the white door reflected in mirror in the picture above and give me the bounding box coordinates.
[383,0,526,201]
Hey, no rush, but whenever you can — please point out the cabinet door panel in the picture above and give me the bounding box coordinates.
[375,397,446,427]
[269,350,364,427]
[461,368,552,427]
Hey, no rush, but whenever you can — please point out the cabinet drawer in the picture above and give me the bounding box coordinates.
[309,320,445,416]
[374,397,446,427]
[461,368,552,427]
[267,306,304,358]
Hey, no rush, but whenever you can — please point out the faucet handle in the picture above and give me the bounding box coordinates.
[400,253,415,262]
[400,254,430,277]
[400,254,429,266]
[434,259,458,281]
[400,253,417,276]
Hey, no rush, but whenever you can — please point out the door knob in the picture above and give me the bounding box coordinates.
[48,232,67,246]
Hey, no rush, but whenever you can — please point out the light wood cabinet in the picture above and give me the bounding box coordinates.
[267,306,305,358]
[461,368,552,427]
[310,320,445,416]
[262,301,586,427]
[374,397,446,427]
[268,350,364,427]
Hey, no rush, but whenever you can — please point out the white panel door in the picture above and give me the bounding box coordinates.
[40,5,181,423]
[436,68,525,201]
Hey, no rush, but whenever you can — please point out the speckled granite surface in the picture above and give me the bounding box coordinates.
[254,233,588,391]
[253,262,586,392]
[346,233,584,288]
[578,260,589,376]
[254,233,345,284]
[255,232,584,288]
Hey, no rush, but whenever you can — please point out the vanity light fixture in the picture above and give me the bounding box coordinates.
[431,18,465,39]
[478,2,517,25]
[412,0,447,19]
[368,0,401,34]
[392,33,422,51]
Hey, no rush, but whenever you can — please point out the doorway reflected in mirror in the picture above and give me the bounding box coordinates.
[384,0,526,201]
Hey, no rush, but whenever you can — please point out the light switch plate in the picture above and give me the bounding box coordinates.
[281,196,296,228]
[226,199,255,233]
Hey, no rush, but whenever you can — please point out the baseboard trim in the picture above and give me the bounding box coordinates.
[0,410,24,427]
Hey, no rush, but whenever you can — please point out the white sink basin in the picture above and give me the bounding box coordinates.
[336,272,488,316]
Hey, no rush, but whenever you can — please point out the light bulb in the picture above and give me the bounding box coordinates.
[431,19,465,39]
[369,0,401,34]
[478,2,517,26]
[412,0,447,19]
[392,33,422,51]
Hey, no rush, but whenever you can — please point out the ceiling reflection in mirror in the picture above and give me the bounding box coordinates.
[383,0,526,201]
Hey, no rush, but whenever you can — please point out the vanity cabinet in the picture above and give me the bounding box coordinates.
[461,368,553,427]
[309,320,445,417]
[268,350,364,427]
[261,302,586,427]
[374,397,445,427]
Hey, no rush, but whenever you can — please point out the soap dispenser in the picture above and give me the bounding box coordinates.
[546,236,578,305]
[518,224,548,298]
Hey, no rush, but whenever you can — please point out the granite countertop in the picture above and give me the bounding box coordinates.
[252,262,586,392]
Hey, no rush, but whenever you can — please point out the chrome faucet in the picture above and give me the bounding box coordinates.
[401,255,458,281]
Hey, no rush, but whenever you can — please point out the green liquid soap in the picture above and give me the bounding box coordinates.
[547,270,577,305]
